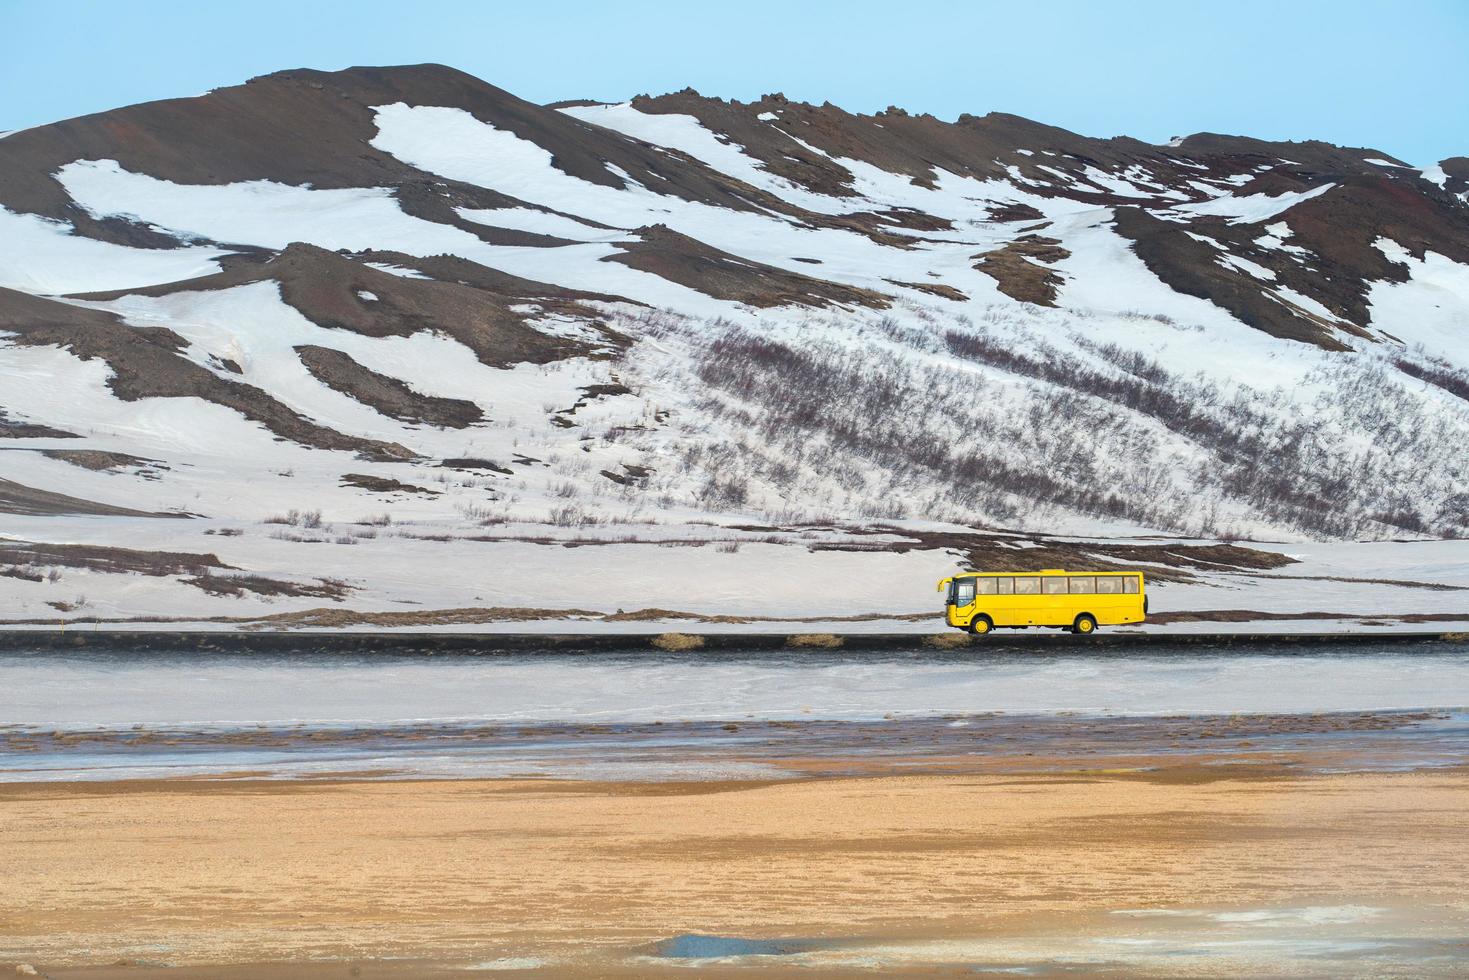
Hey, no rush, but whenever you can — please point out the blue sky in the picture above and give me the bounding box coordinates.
[2,0,1464,165]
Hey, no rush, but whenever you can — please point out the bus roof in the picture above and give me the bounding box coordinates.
[957,570,1145,577]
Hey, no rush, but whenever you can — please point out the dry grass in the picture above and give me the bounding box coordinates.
[182,575,352,602]
[651,632,705,652]
[924,632,973,649]
[786,633,844,649]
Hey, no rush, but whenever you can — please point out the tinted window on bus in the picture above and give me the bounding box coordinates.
[1123,576,1140,594]
[1043,577,1068,595]
[976,577,997,595]
[1014,577,1041,595]
[955,579,976,605]
[996,577,1014,595]
[1096,577,1122,595]
[1069,576,1096,594]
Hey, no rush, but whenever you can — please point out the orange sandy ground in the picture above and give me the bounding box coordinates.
[3,766,1468,977]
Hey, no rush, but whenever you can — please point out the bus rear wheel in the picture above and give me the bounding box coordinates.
[968,615,993,636]
[1072,614,1098,636]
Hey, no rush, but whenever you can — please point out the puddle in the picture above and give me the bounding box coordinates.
[652,934,830,958]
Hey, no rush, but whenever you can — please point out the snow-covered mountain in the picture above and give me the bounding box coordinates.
[2,64,1468,626]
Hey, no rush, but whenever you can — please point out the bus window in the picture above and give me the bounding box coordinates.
[996,577,1014,595]
[1069,576,1096,594]
[955,578,976,605]
[976,577,997,595]
[1043,577,1068,595]
[1096,577,1122,594]
[1123,576,1140,594]
[1014,577,1040,595]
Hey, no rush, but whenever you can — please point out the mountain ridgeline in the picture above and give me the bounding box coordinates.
[1,63,1467,541]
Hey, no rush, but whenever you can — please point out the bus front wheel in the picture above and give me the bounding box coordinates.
[1072,614,1098,636]
[969,615,993,636]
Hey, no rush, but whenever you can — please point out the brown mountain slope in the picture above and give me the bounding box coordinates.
[73,243,622,368]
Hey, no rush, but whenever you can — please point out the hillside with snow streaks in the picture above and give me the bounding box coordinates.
[1,64,1468,627]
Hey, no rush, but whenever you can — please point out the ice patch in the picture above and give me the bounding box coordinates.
[7,650,1469,728]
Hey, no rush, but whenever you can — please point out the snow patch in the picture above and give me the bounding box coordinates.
[457,205,622,241]
[1418,164,1449,188]
[0,206,223,294]
[1167,183,1334,224]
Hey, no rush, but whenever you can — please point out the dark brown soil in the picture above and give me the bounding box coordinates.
[182,574,352,601]
[0,478,181,518]
[1111,206,1352,349]
[607,225,890,309]
[39,448,159,471]
[987,202,1047,223]
[340,473,438,495]
[0,410,77,439]
[438,458,512,474]
[295,345,483,428]
[974,235,1070,306]
[883,279,968,301]
[77,243,618,370]
[0,64,884,249]
[0,540,225,575]
[814,529,1296,585]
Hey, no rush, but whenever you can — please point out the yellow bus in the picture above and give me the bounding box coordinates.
[937,570,1147,635]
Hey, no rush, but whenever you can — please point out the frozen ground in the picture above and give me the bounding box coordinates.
[2,511,1468,633]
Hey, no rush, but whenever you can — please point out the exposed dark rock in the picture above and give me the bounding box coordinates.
[438,457,513,474]
[1111,208,1353,349]
[0,410,78,439]
[0,478,183,517]
[340,472,439,494]
[974,235,1070,306]
[40,449,160,471]
[883,279,968,301]
[296,345,484,428]
[75,243,620,368]
[606,225,890,309]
